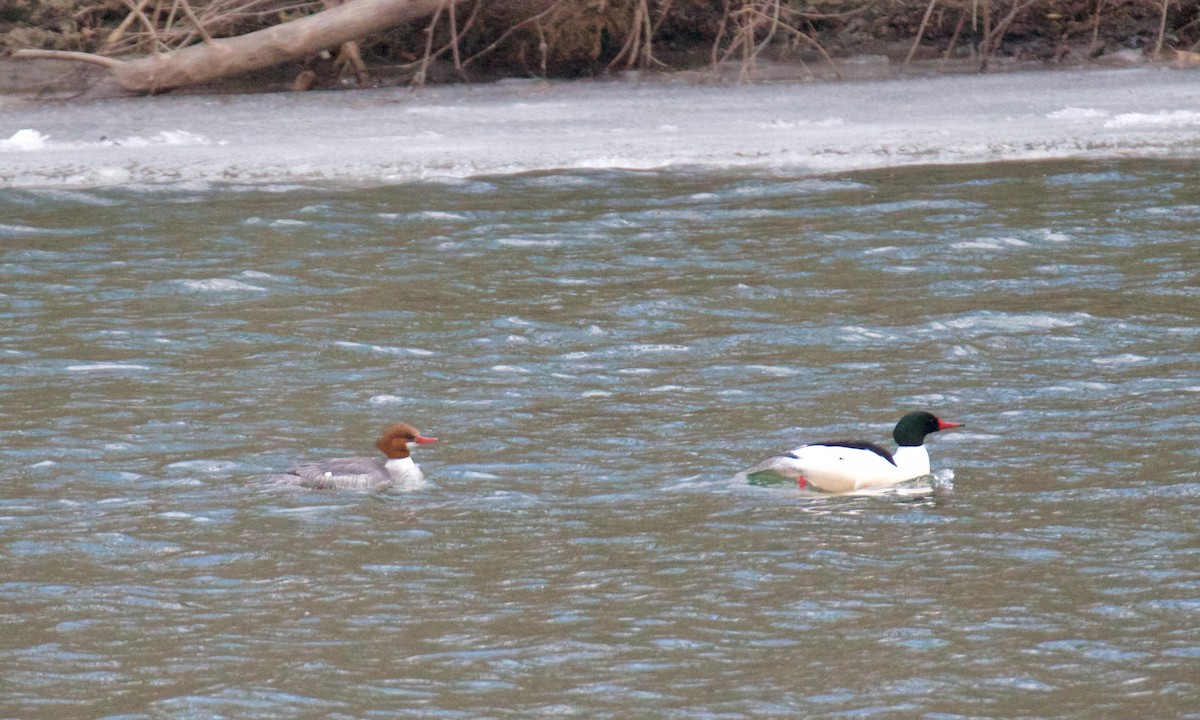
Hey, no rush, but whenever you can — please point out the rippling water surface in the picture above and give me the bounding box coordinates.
[2,161,1198,718]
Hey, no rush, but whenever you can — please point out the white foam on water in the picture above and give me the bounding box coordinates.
[66,363,152,372]
[178,278,268,292]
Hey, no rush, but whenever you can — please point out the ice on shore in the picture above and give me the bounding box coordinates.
[1,66,1199,188]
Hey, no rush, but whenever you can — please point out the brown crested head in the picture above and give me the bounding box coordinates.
[375,422,438,459]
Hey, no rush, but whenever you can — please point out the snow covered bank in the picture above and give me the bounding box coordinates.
[2,66,1199,189]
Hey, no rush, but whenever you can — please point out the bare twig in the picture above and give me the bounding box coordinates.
[711,0,731,73]
[1153,0,1172,59]
[980,0,990,58]
[750,0,783,63]
[101,0,152,54]
[905,0,939,67]
[535,17,547,77]
[392,0,480,78]
[712,0,838,82]
[447,0,463,77]
[460,0,565,70]
[12,48,125,69]
[163,1,181,37]
[608,0,669,71]
[179,0,216,43]
[123,0,171,53]
[412,0,447,86]
[980,0,1036,72]
[649,0,675,37]
[940,3,968,65]
[609,0,643,69]
[638,0,656,67]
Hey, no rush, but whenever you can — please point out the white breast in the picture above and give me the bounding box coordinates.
[384,457,426,491]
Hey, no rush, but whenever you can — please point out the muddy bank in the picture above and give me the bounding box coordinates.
[0,41,1186,103]
[1,1,1197,99]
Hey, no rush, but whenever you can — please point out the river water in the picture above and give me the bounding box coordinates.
[2,159,1198,717]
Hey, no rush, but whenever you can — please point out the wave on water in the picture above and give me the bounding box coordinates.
[334,341,437,357]
[65,363,153,372]
[727,468,954,500]
[176,278,269,293]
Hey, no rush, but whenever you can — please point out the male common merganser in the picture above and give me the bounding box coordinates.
[276,422,437,491]
[741,411,961,493]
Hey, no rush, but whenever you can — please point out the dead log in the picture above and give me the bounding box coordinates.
[14,0,451,97]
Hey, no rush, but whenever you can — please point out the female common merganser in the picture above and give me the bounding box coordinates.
[741,411,961,493]
[276,422,437,491]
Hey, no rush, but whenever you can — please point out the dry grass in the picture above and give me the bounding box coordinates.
[96,1,326,54]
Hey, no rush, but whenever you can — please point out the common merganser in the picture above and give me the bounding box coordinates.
[741,411,961,493]
[276,422,437,491]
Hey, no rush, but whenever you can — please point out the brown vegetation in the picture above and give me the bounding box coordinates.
[3,0,1198,96]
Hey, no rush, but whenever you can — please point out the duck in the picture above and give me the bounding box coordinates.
[275,422,437,490]
[740,411,961,493]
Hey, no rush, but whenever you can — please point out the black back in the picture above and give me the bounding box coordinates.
[802,440,897,466]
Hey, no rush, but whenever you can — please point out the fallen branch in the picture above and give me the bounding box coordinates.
[14,0,451,97]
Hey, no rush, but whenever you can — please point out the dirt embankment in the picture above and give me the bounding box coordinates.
[2,0,1198,97]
